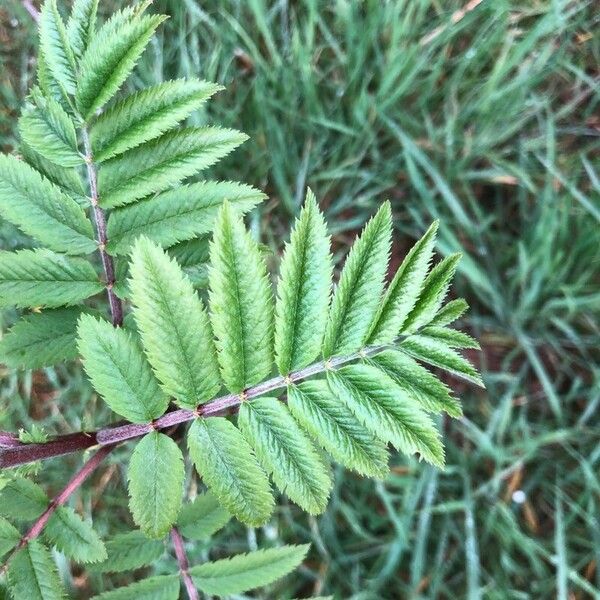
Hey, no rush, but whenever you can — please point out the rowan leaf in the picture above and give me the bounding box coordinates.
[167,236,210,268]
[287,381,389,478]
[190,544,309,596]
[328,363,445,467]
[322,202,392,358]
[367,221,438,344]
[239,397,332,514]
[98,127,247,208]
[89,575,180,600]
[274,190,332,374]
[177,491,231,540]
[128,432,184,539]
[92,531,164,573]
[0,155,95,255]
[209,202,273,393]
[0,249,102,309]
[0,517,20,557]
[66,0,98,59]
[429,298,469,326]
[91,79,221,161]
[187,418,274,526]
[419,326,480,349]
[77,314,169,422]
[0,477,47,521]
[129,237,220,407]
[107,181,265,255]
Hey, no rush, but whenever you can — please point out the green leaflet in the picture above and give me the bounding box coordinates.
[89,575,180,600]
[39,0,77,96]
[129,238,220,407]
[0,517,20,557]
[66,0,99,59]
[367,221,438,344]
[91,79,222,161]
[400,335,484,387]
[177,491,231,540]
[76,8,167,119]
[92,531,164,573]
[8,541,65,600]
[209,203,273,393]
[190,544,310,596]
[322,202,392,358]
[45,506,107,564]
[0,249,101,309]
[327,364,445,467]
[167,236,210,268]
[19,94,83,167]
[107,181,265,255]
[0,307,90,369]
[77,314,168,422]
[0,477,47,520]
[287,381,389,478]
[420,326,480,349]
[128,432,184,539]
[0,155,95,255]
[98,127,247,208]
[274,190,332,374]
[238,397,332,514]
[36,48,68,107]
[401,254,461,333]
[370,349,462,417]
[187,418,274,526]
[430,298,469,326]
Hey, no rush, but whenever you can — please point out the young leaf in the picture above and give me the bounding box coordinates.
[209,203,273,393]
[287,381,389,478]
[129,238,220,408]
[400,335,484,387]
[420,326,480,349]
[177,492,231,541]
[128,432,184,539]
[98,127,247,208]
[0,155,95,255]
[322,202,392,358]
[91,79,222,161]
[77,314,169,422]
[66,0,98,59]
[19,95,83,167]
[274,190,332,374]
[0,477,47,520]
[370,349,462,417]
[190,544,309,596]
[107,181,265,255]
[0,307,90,369]
[0,249,102,309]
[89,575,180,600]
[39,0,77,96]
[76,8,167,119]
[328,364,445,467]
[92,531,164,573]
[187,418,274,526]
[367,221,438,344]
[401,254,461,333]
[45,506,107,563]
[8,541,65,600]
[238,397,332,514]
[429,298,469,326]
[0,517,20,557]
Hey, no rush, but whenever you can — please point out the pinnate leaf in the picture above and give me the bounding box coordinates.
[66,0,98,59]
[187,418,274,526]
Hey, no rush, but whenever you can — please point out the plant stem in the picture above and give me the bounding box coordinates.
[170,527,199,600]
[0,343,389,468]
[82,128,123,327]
[0,446,114,573]
[21,0,39,22]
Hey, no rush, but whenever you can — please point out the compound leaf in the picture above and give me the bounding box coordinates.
[322,202,391,358]
[187,418,274,526]
[128,432,184,539]
[190,544,309,596]
[209,203,273,393]
[89,575,179,600]
[274,190,332,374]
[287,381,389,478]
[238,397,332,514]
[92,531,164,573]
[129,237,220,407]
[66,0,98,59]
[77,314,168,422]
[177,491,231,541]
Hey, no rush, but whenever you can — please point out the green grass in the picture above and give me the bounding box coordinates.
[1,0,599,598]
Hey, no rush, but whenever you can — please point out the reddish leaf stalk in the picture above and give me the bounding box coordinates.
[171,527,199,600]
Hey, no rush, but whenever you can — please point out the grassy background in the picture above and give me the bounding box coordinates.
[1,0,599,598]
